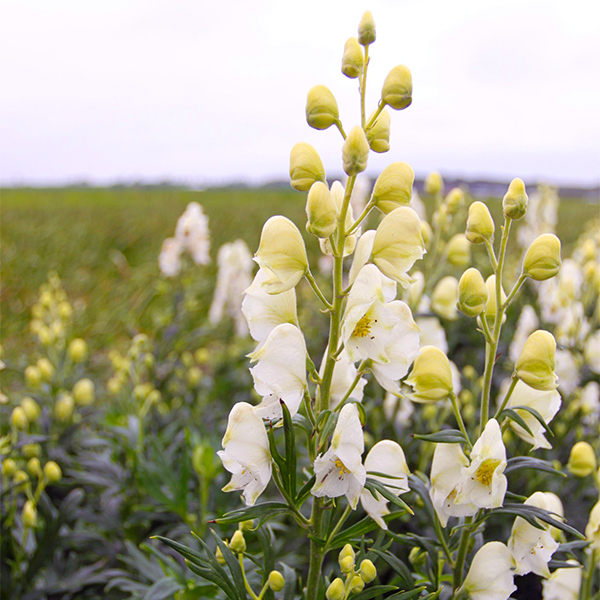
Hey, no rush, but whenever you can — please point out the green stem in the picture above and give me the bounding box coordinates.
[452,517,474,591]
[579,548,598,600]
[450,393,472,450]
[325,504,352,550]
[239,553,259,600]
[365,102,384,130]
[360,45,369,128]
[334,361,368,413]
[306,270,333,310]
[347,200,375,235]
[494,375,518,419]
[503,273,527,310]
[335,119,347,140]
[484,238,498,270]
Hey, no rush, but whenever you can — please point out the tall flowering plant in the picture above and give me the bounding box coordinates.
[156,11,598,600]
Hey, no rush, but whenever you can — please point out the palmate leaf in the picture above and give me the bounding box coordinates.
[412,429,467,444]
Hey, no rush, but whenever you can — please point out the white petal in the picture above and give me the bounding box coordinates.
[460,542,516,600]
[349,231,376,285]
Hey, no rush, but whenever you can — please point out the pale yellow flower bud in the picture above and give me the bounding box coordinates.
[358,11,376,45]
[44,461,62,483]
[2,458,17,477]
[55,393,74,422]
[254,216,308,293]
[567,441,596,477]
[366,108,390,153]
[421,221,433,248]
[502,177,528,220]
[446,234,471,267]
[40,290,53,307]
[342,126,370,176]
[339,543,355,564]
[229,530,246,554]
[326,578,345,600]
[306,182,338,238]
[372,162,414,214]
[515,330,558,391]
[289,143,326,192]
[27,457,42,478]
[466,201,495,244]
[50,320,64,340]
[484,275,507,321]
[21,397,41,423]
[431,276,459,321]
[73,378,95,406]
[406,345,454,403]
[37,358,55,382]
[58,301,73,320]
[31,303,45,319]
[13,470,29,486]
[11,406,29,430]
[22,500,38,528]
[445,187,464,214]
[340,555,354,573]
[23,443,41,458]
[215,545,226,565]
[68,338,88,363]
[38,326,53,346]
[457,268,488,317]
[268,570,285,592]
[350,576,365,594]
[359,559,377,583]
[424,172,443,196]
[306,85,339,130]
[341,37,363,79]
[187,367,202,387]
[523,233,561,281]
[382,65,412,110]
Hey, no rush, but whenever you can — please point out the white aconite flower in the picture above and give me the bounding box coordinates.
[158,238,183,277]
[458,542,516,600]
[429,443,477,527]
[585,329,600,374]
[174,202,211,265]
[360,440,410,529]
[455,419,507,509]
[242,268,299,345]
[508,491,560,577]
[586,499,600,551]
[508,305,539,362]
[554,349,579,397]
[249,323,307,420]
[324,348,367,410]
[579,381,600,426]
[541,561,582,600]
[311,403,366,509]
[209,240,253,336]
[506,380,561,450]
[348,230,377,285]
[415,315,448,353]
[217,402,272,506]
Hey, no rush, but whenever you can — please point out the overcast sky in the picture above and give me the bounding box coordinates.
[1,0,599,186]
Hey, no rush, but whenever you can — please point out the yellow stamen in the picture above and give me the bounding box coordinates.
[335,458,351,476]
[352,314,372,338]
[475,458,501,486]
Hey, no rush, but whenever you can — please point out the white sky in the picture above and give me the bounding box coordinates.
[1,0,599,186]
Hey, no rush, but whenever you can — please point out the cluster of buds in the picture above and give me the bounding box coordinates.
[326,544,377,600]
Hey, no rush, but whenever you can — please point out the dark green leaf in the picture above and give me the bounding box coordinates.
[500,409,534,437]
[364,479,414,514]
[281,399,297,498]
[352,585,398,599]
[215,502,291,526]
[368,549,414,590]
[413,429,467,444]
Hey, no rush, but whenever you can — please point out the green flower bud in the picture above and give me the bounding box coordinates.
[58,301,73,320]
[22,500,38,528]
[23,443,41,458]
[339,543,355,565]
[381,65,412,110]
[431,276,459,321]
[406,346,454,403]
[26,457,42,478]
[446,234,471,267]
[350,575,365,594]
[21,397,41,422]
[359,559,377,583]
[523,233,561,281]
[24,365,42,388]
[306,85,339,130]
[341,37,363,79]
[465,201,495,244]
[326,578,345,600]
[568,441,597,477]
[366,108,390,153]
[11,406,29,430]
[342,126,369,176]
[457,268,488,317]
[503,177,528,220]
[2,458,17,477]
[73,378,95,406]
[372,162,414,214]
[229,530,246,554]
[268,570,285,592]
[13,470,29,486]
[340,555,354,573]
[215,545,226,565]
[515,330,558,390]
[306,182,338,238]
[44,461,62,483]
[68,338,88,363]
[37,358,55,382]
[358,11,376,45]
[421,221,433,248]
[483,275,506,321]
[55,393,74,422]
[424,171,443,196]
[409,547,427,568]
[289,143,326,191]
[445,187,464,214]
[239,519,255,531]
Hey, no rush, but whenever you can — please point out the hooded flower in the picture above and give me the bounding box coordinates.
[505,380,561,450]
[360,440,410,529]
[158,238,183,277]
[455,419,507,509]
[218,402,272,506]
[586,499,600,551]
[311,403,366,509]
[429,443,477,527]
[458,542,516,600]
[508,491,560,577]
[319,181,357,257]
[322,348,367,410]
[541,561,582,600]
[242,268,299,345]
[249,323,307,419]
[174,202,211,265]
